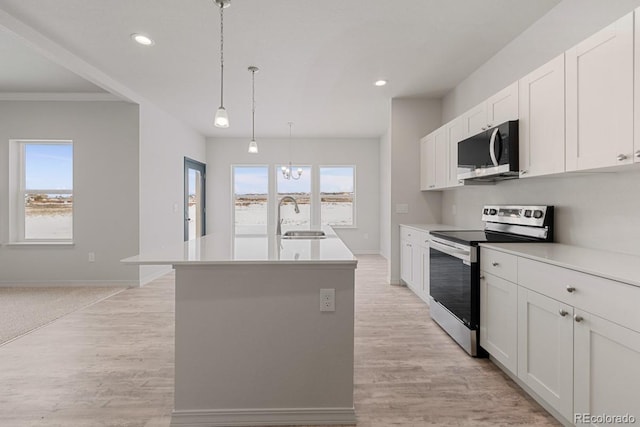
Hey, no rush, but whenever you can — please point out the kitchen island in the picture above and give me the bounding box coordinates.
[122,226,357,427]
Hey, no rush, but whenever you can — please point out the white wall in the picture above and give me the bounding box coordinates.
[0,101,140,284]
[379,129,391,260]
[138,102,206,284]
[443,0,640,121]
[439,0,640,256]
[206,137,379,254]
[387,98,442,284]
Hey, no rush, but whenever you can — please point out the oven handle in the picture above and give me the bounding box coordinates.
[429,239,471,263]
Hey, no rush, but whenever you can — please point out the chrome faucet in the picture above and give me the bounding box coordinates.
[277,196,300,235]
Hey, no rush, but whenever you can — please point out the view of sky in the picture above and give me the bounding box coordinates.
[25,143,73,190]
[234,166,354,195]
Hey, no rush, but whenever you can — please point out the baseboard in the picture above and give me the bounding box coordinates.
[139,265,173,286]
[170,407,356,427]
[0,280,136,288]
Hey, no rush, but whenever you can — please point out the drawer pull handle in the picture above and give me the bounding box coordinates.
[566,286,576,293]
[491,262,499,267]
[617,154,628,161]
[574,315,584,323]
[559,309,569,317]
[479,275,485,280]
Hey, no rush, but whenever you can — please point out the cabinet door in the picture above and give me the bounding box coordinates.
[574,311,640,423]
[519,54,565,178]
[420,243,430,304]
[480,273,518,374]
[425,135,437,190]
[486,81,518,127]
[445,118,464,187]
[566,12,634,171]
[419,136,429,190]
[517,288,574,421]
[461,103,487,138]
[434,128,448,188]
[411,239,422,293]
[634,8,640,163]
[400,240,413,285]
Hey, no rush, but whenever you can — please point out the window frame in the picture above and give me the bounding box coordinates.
[9,139,74,244]
[319,165,357,228]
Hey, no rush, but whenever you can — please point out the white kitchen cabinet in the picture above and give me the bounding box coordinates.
[486,81,518,128]
[566,12,634,171]
[574,311,640,423]
[400,227,414,286]
[445,118,464,187]
[411,236,422,294]
[480,272,518,374]
[634,7,640,164]
[419,236,430,304]
[419,136,430,191]
[460,82,518,139]
[421,126,448,191]
[517,287,574,421]
[518,54,565,178]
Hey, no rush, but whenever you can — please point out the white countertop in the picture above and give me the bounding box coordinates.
[122,225,356,266]
[480,242,640,288]
[401,223,464,232]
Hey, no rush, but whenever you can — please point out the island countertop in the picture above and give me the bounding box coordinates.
[121,225,357,266]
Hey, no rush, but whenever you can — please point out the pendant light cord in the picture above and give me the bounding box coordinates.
[219,3,224,107]
[251,69,256,140]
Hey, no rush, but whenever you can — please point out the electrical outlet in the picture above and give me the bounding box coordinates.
[88,252,95,262]
[319,288,335,312]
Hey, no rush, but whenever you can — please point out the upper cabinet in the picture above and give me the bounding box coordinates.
[461,82,519,139]
[518,54,566,178]
[445,118,464,188]
[419,135,431,191]
[566,12,634,171]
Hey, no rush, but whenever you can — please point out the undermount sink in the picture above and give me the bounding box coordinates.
[281,230,327,239]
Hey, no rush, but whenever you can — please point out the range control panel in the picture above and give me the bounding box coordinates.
[481,205,553,228]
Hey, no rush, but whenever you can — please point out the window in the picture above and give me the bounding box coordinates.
[277,165,311,227]
[320,166,355,227]
[12,141,73,242]
[233,166,268,229]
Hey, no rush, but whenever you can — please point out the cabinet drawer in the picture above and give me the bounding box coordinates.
[400,227,415,242]
[518,258,640,333]
[416,231,430,248]
[480,248,517,283]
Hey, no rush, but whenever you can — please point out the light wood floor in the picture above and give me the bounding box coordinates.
[0,255,558,426]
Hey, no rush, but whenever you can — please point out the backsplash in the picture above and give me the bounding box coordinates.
[441,167,640,257]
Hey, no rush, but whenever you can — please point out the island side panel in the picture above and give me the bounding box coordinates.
[173,263,355,413]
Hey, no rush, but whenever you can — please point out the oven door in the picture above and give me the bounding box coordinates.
[429,237,478,329]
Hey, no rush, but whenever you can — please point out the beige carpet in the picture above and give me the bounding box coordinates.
[0,286,125,345]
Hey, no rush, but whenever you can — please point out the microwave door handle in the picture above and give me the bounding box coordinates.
[489,127,500,167]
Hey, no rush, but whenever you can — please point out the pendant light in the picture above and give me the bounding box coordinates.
[281,122,303,180]
[247,66,259,154]
[214,0,231,128]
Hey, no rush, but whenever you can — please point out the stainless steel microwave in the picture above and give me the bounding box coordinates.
[457,120,519,182]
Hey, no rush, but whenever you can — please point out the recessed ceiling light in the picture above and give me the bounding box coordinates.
[374,80,387,87]
[131,33,154,46]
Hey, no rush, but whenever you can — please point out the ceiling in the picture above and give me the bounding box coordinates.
[0,0,560,138]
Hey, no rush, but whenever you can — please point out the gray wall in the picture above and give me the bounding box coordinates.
[439,0,640,257]
[206,137,380,254]
[387,98,442,284]
[0,101,140,284]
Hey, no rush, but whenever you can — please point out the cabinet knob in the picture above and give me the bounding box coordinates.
[566,286,576,293]
[491,262,499,267]
[559,309,569,317]
[635,150,640,158]
[487,124,493,128]
[479,275,485,280]
[617,154,628,161]
[481,127,487,130]
[520,170,528,175]
[574,314,584,323]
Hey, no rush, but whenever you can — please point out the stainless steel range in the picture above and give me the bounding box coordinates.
[428,205,554,356]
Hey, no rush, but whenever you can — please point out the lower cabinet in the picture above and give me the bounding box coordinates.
[419,242,430,304]
[400,238,413,285]
[574,311,640,423]
[517,288,573,421]
[480,247,640,425]
[480,273,518,373]
[399,226,431,304]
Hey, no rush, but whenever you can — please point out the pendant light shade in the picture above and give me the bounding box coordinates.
[247,66,259,153]
[214,0,231,128]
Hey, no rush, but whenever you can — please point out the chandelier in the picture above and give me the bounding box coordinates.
[281,122,302,180]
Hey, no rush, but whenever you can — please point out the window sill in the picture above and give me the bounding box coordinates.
[5,242,75,247]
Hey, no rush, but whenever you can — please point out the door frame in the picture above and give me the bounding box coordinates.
[184,157,206,241]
